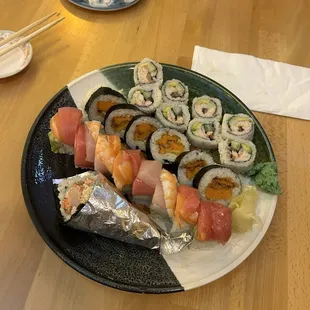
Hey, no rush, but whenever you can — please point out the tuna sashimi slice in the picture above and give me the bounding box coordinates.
[85,121,101,163]
[58,107,82,146]
[74,124,93,169]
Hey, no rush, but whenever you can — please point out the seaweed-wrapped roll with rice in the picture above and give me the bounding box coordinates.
[134,58,163,86]
[222,113,254,140]
[186,118,221,150]
[84,87,127,122]
[155,103,190,133]
[191,95,222,121]
[162,79,189,105]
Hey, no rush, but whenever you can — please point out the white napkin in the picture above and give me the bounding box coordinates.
[192,46,310,120]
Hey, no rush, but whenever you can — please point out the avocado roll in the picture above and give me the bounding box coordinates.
[162,79,189,105]
[147,128,190,165]
[191,95,222,121]
[134,58,163,86]
[186,118,221,150]
[218,138,257,173]
[193,165,242,205]
[177,150,215,186]
[124,115,163,151]
[104,104,143,139]
[128,84,162,114]
[222,113,254,140]
[155,103,190,133]
[84,87,127,122]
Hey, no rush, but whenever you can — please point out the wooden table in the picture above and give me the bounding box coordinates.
[0,0,309,309]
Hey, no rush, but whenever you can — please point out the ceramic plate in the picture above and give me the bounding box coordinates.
[68,0,140,11]
[21,63,277,293]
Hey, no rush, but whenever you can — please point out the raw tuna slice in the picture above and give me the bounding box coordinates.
[74,124,93,169]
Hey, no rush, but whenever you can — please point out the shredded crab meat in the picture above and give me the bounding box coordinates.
[137,64,157,84]
[165,108,184,124]
[231,148,251,162]
[132,90,153,107]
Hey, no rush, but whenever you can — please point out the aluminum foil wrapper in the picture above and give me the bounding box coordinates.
[54,172,160,250]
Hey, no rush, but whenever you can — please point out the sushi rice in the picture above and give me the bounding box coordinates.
[162,79,189,105]
[218,138,257,173]
[155,102,190,133]
[191,95,222,121]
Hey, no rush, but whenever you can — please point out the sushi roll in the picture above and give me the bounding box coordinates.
[147,128,190,165]
[134,58,163,86]
[128,84,162,114]
[186,118,221,150]
[104,104,143,139]
[84,87,127,122]
[124,115,163,151]
[177,150,214,186]
[193,165,242,205]
[191,95,222,121]
[162,79,189,105]
[222,113,255,140]
[218,138,257,173]
[155,103,190,133]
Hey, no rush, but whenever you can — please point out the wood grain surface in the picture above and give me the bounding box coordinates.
[0,0,309,309]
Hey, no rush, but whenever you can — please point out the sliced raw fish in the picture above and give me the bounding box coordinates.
[74,124,93,169]
[85,121,101,163]
[112,150,134,190]
[160,169,178,218]
[132,178,155,197]
[136,160,162,188]
[125,149,142,179]
[58,107,83,146]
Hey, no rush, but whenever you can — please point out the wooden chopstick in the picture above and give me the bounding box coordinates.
[0,17,65,58]
[0,12,57,48]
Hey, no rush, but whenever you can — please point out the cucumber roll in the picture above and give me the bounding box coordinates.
[147,128,190,165]
[222,113,254,140]
[186,118,221,150]
[191,95,222,121]
[128,84,162,114]
[124,115,163,151]
[193,165,242,205]
[177,150,215,186]
[104,104,143,139]
[134,58,163,86]
[162,79,189,105]
[84,87,127,122]
[218,138,257,173]
[155,103,190,133]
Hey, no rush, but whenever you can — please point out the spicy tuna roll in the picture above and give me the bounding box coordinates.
[218,138,257,173]
[134,58,163,86]
[104,104,143,139]
[186,118,221,150]
[124,115,163,151]
[177,150,214,186]
[128,84,162,114]
[147,128,190,165]
[222,113,255,140]
[155,103,190,133]
[162,79,189,105]
[191,95,222,121]
[193,165,241,205]
[84,87,127,122]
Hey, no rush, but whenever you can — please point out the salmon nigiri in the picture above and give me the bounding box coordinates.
[175,185,200,227]
[112,150,134,190]
[94,134,121,175]
[74,124,93,169]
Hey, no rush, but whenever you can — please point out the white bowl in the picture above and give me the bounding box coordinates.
[0,30,33,78]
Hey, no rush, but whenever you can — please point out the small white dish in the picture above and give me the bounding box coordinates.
[0,30,33,79]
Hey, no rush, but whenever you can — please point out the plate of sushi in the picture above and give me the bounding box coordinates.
[68,0,140,11]
[21,58,281,293]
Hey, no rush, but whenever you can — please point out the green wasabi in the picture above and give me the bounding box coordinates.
[247,162,282,195]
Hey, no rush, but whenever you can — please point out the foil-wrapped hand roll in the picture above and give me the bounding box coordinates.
[53,171,160,250]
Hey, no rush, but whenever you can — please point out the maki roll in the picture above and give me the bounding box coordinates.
[193,165,242,205]
[177,150,214,186]
[191,95,222,121]
[186,118,221,150]
[148,128,190,165]
[155,103,190,133]
[134,58,163,86]
[124,115,163,151]
[218,138,257,173]
[128,84,162,114]
[222,113,254,140]
[104,104,143,139]
[84,87,127,122]
[162,79,189,105]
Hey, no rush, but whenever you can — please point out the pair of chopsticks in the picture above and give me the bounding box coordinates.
[0,12,65,58]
